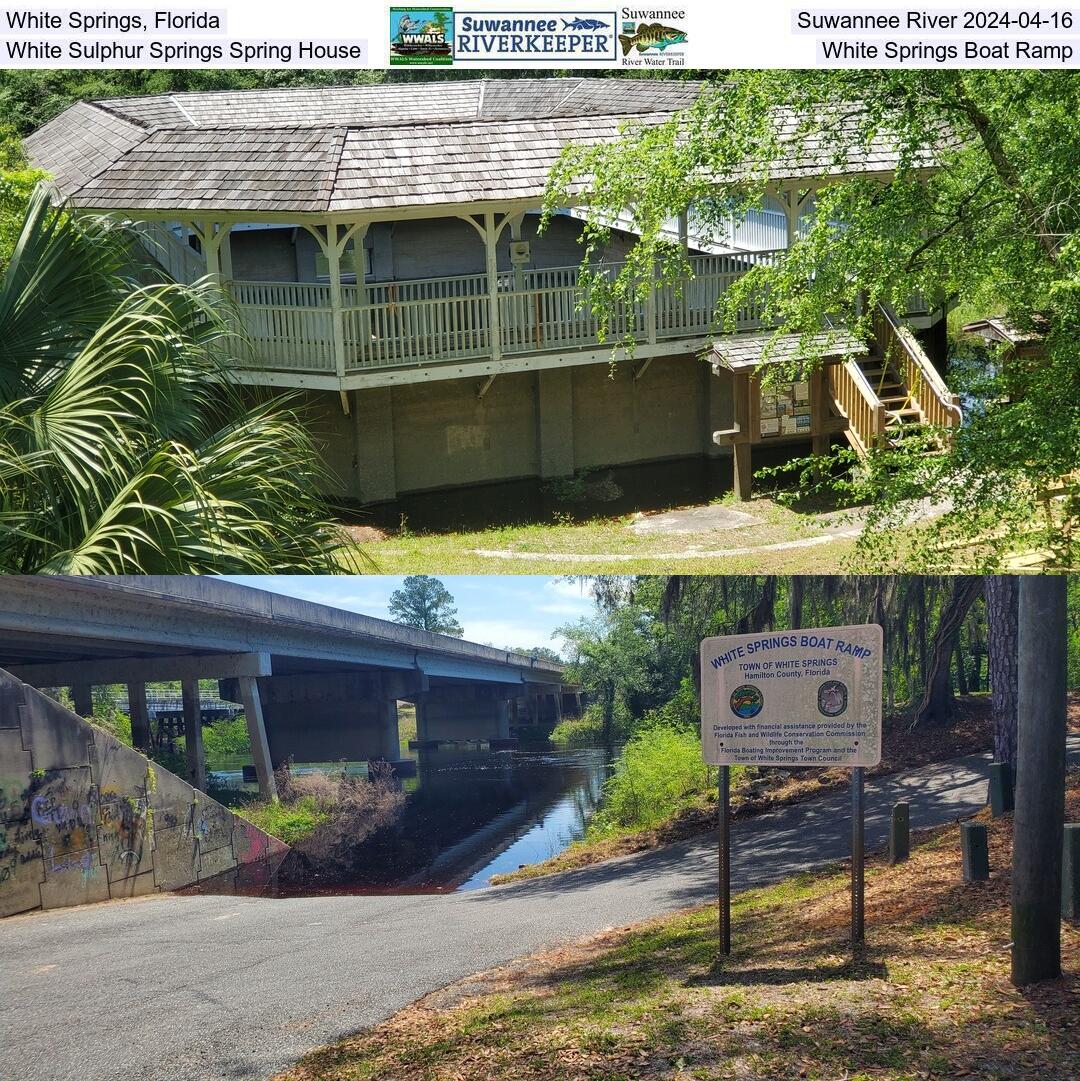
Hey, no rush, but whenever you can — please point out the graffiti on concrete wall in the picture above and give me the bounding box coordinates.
[1,671,290,918]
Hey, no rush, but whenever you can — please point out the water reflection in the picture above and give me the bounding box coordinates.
[207,744,612,894]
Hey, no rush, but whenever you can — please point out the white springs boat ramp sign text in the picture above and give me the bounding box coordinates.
[699,624,883,768]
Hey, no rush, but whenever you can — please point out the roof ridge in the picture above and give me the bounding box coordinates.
[323,126,349,216]
[90,109,675,141]
[80,98,151,131]
[549,78,585,116]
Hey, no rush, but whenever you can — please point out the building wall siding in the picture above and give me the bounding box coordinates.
[226,215,639,285]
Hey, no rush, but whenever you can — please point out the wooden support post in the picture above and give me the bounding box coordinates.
[181,678,206,792]
[237,675,277,801]
[200,221,230,284]
[810,367,830,455]
[326,222,347,390]
[219,228,233,282]
[732,371,753,501]
[1063,824,1080,921]
[71,682,93,718]
[128,681,151,752]
[733,442,753,502]
[783,190,799,249]
[484,212,502,363]
[988,761,1014,817]
[961,822,990,881]
[889,801,910,864]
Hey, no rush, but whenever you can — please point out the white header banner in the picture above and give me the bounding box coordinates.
[699,623,884,768]
[2,3,1078,68]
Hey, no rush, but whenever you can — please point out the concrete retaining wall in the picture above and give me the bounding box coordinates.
[0,668,289,919]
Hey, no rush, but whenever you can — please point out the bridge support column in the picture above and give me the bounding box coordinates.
[127,681,151,752]
[181,678,206,792]
[375,698,401,761]
[238,675,277,801]
[71,681,93,718]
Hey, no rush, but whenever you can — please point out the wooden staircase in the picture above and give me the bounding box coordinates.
[827,304,962,458]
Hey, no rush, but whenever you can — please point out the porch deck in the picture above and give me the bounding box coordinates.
[227,249,785,382]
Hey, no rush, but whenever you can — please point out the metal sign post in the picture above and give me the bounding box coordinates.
[718,764,731,955]
[852,765,865,947]
[700,624,883,961]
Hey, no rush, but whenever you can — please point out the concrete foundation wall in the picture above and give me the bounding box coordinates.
[321,351,714,501]
[0,669,289,919]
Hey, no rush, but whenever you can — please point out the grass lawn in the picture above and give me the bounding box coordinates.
[349,493,868,574]
[274,772,1080,1081]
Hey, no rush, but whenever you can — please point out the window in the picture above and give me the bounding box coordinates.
[314,239,370,282]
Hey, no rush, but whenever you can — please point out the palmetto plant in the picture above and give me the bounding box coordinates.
[0,187,362,573]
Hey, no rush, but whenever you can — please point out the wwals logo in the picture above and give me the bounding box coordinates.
[390,8,454,65]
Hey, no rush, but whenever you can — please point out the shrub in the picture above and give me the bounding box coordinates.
[203,716,252,759]
[240,763,406,873]
[550,714,605,747]
[587,723,711,837]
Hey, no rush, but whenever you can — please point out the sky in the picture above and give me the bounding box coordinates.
[220,576,597,657]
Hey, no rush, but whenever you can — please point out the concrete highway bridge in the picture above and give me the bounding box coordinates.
[0,577,575,799]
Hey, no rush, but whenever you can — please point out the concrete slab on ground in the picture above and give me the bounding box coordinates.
[627,504,759,536]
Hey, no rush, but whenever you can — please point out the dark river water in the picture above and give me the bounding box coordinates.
[206,744,612,894]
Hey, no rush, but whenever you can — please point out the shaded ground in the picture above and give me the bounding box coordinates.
[497,694,1059,884]
[276,771,1080,1081]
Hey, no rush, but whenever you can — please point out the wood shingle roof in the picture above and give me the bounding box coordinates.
[25,78,930,218]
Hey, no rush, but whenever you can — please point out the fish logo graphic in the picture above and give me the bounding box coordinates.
[563,17,608,31]
[618,21,687,56]
[729,685,764,719]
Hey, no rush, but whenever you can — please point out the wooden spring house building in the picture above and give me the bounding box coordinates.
[26,79,961,502]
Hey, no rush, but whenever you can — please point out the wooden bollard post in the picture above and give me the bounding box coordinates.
[889,802,910,864]
[961,822,990,882]
[988,762,1014,818]
[1063,824,1080,921]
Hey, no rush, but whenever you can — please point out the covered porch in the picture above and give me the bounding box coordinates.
[134,196,809,391]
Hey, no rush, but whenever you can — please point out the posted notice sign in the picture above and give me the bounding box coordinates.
[700,624,884,768]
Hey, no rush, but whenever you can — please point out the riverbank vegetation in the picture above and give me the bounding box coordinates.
[506,575,1080,882]
[276,771,1080,1081]
[236,766,405,865]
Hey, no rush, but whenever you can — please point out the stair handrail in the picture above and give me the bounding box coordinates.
[876,303,963,426]
[131,220,207,285]
[828,356,888,457]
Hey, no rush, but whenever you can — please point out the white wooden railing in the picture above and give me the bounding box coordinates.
[228,249,785,375]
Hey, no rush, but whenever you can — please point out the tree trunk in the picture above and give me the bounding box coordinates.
[1011,576,1067,986]
[953,637,969,695]
[985,576,1020,767]
[913,577,983,728]
[790,576,806,630]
